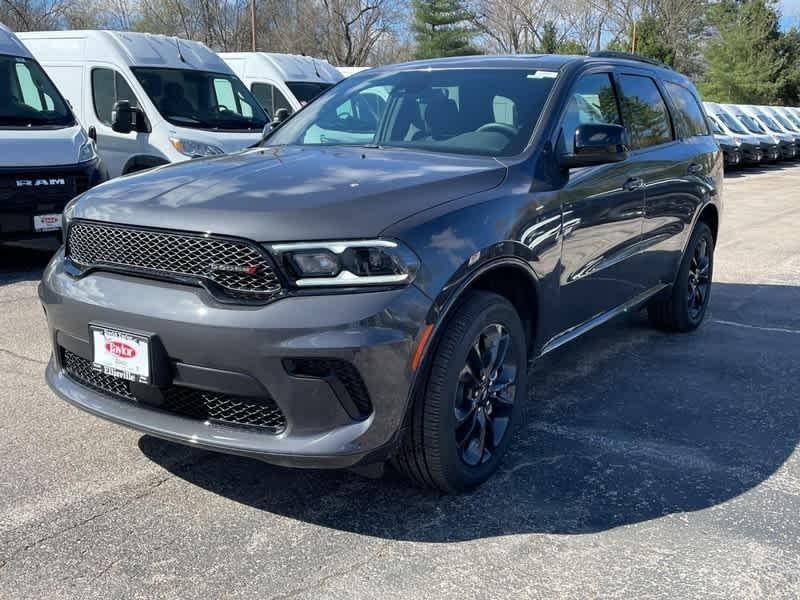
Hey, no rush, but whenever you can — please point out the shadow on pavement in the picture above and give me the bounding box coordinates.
[140,281,800,541]
[0,242,58,286]
[724,162,794,178]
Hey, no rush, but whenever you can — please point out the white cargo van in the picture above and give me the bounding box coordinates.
[220,53,341,116]
[736,104,796,159]
[1,23,105,242]
[19,31,269,178]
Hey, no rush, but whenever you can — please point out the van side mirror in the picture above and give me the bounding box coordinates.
[111,101,147,134]
[272,108,291,127]
[559,124,629,169]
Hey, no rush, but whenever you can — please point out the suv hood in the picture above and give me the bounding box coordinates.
[73,145,507,241]
[0,125,87,168]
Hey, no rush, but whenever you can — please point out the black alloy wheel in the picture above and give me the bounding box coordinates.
[455,323,518,467]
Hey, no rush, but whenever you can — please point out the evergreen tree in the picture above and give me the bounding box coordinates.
[412,0,480,59]
[700,0,787,103]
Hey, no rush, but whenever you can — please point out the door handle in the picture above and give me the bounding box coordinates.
[622,176,644,191]
[687,162,703,175]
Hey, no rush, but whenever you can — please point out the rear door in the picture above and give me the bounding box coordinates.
[614,72,705,288]
[557,71,647,330]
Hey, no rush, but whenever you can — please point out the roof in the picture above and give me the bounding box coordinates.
[369,53,690,85]
[220,52,342,83]
[17,30,233,74]
[0,23,33,58]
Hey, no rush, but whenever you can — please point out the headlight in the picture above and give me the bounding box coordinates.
[734,137,743,145]
[78,139,97,163]
[270,240,420,287]
[169,137,225,158]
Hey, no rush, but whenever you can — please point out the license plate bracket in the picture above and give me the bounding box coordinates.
[90,325,153,384]
[33,214,62,232]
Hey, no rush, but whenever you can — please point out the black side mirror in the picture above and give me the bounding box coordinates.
[111,101,147,134]
[111,100,134,133]
[559,123,629,169]
[87,126,97,143]
[272,107,291,127]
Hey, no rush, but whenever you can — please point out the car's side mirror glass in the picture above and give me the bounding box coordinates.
[559,123,629,169]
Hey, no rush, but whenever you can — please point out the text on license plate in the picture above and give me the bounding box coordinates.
[91,327,150,384]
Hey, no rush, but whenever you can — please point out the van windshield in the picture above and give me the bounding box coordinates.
[0,54,74,128]
[287,81,334,105]
[771,111,797,132]
[132,67,268,131]
[737,114,764,133]
[716,112,747,134]
[757,113,781,131]
[265,68,559,157]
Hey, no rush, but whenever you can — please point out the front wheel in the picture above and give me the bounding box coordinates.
[648,221,714,332]
[392,291,527,493]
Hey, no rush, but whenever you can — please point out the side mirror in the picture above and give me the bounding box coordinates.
[111,101,147,134]
[111,100,134,133]
[272,107,291,127]
[87,126,97,143]
[559,123,629,169]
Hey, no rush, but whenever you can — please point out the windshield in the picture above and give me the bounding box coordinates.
[782,110,800,128]
[717,112,747,134]
[708,116,724,135]
[287,81,334,105]
[0,54,74,128]
[771,111,797,132]
[756,113,781,131]
[737,114,764,133]
[132,67,268,131]
[265,68,559,157]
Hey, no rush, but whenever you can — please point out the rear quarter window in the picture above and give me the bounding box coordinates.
[617,74,673,150]
[664,81,709,138]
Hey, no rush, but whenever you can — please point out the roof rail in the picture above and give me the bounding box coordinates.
[588,51,672,70]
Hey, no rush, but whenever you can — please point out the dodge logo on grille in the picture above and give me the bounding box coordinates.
[16,178,66,187]
[210,263,259,275]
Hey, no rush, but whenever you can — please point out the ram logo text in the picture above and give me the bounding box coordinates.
[16,179,66,187]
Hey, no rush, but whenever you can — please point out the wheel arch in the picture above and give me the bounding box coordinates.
[122,155,170,175]
[697,202,720,244]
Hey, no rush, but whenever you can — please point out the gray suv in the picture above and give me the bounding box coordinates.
[41,53,722,492]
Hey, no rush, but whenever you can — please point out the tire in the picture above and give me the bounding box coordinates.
[392,291,527,493]
[648,222,714,332]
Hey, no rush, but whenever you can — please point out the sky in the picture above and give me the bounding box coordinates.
[781,0,800,29]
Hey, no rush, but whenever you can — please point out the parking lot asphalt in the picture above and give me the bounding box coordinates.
[1,165,799,599]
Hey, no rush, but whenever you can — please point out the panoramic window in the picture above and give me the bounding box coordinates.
[618,74,673,149]
[0,56,73,127]
[664,81,709,138]
[92,68,140,126]
[560,73,621,153]
[265,68,559,157]
[132,67,268,131]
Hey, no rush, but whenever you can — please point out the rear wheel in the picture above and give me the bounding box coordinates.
[648,222,714,332]
[393,291,527,493]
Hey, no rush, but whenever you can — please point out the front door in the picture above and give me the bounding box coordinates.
[557,72,646,331]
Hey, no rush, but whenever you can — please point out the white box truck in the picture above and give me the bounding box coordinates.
[19,30,270,178]
[1,23,106,242]
[220,52,341,117]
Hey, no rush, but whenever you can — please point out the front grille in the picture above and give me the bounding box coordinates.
[62,349,286,433]
[0,175,79,207]
[66,221,283,302]
[285,357,372,417]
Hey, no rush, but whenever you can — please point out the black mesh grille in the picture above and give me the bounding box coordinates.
[62,349,286,433]
[66,221,283,302]
[286,358,372,416]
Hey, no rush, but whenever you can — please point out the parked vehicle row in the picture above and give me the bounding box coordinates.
[704,101,800,169]
[1,23,341,243]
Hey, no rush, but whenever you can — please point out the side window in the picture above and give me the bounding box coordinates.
[91,68,140,126]
[618,74,673,150]
[560,73,621,153]
[251,83,292,116]
[664,81,709,138]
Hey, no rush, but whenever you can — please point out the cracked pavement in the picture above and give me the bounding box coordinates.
[1,165,800,599]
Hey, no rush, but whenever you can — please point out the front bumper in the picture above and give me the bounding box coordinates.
[721,146,742,167]
[739,142,762,164]
[779,141,796,159]
[40,249,431,468]
[0,159,106,241]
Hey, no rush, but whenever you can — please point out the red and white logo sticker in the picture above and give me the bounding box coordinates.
[105,340,137,359]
